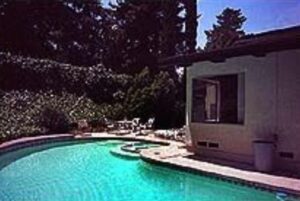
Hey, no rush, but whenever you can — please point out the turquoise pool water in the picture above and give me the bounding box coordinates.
[0,140,298,201]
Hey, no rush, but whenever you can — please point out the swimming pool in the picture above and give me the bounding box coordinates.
[0,140,298,201]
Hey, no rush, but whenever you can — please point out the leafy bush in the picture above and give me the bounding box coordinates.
[0,53,185,142]
[0,90,108,142]
[0,52,132,103]
[39,108,70,134]
[123,67,184,128]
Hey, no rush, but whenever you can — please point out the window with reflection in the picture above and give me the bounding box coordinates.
[192,73,244,124]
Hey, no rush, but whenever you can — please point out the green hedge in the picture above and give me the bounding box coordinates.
[0,53,185,142]
[0,90,122,142]
[0,52,131,103]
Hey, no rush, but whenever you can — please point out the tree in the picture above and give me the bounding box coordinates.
[204,8,246,50]
[107,0,197,127]
[123,67,181,128]
[0,0,198,129]
[106,0,195,75]
[158,0,186,82]
[159,0,185,57]
[106,0,162,74]
[0,0,105,66]
[183,0,198,53]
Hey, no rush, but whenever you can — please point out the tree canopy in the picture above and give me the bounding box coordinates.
[0,0,105,66]
[0,0,199,135]
[204,7,246,50]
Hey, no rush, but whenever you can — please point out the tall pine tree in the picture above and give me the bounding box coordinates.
[0,0,105,66]
[183,0,198,53]
[205,8,246,50]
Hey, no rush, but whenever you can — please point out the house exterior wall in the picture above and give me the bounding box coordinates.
[186,48,300,172]
[276,49,300,171]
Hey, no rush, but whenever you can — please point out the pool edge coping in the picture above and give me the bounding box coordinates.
[140,152,300,197]
[0,134,171,155]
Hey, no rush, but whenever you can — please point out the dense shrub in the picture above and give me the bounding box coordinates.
[0,53,185,142]
[123,68,184,128]
[0,52,132,103]
[0,90,108,142]
[39,108,70,134]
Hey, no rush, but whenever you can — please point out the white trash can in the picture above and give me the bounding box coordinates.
[253,140,274,172]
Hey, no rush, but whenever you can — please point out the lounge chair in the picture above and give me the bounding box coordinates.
[137,118,155,136]
[142,117,155,129]
[175,127,186,141]
[131,118,140,132]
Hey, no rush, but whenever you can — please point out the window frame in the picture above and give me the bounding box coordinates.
[191,73,245,125]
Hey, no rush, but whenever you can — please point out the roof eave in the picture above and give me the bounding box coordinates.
[159,30,300,67]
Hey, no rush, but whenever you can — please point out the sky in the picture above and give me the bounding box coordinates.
[102,0,300,48]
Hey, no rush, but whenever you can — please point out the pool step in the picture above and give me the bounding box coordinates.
[110,146,140,160]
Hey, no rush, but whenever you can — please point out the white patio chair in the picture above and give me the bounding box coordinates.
[146,117,155,129]
[131,118,141,132]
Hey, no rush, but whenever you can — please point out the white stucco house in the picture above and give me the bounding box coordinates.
[161,26,300,173]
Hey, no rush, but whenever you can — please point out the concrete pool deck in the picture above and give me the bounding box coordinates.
[1,133,300,196]
[140,147,300,196]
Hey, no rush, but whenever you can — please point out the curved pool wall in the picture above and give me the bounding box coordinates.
[0,135,168,153]
[110,146,140,160]
[0,136,299,201]
[0,135,74,154]
[0,136,167,170]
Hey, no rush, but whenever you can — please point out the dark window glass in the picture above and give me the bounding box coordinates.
[192,74,244,124]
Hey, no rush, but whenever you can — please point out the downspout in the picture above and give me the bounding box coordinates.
[185,67,192,147]
[274,53,279,143]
